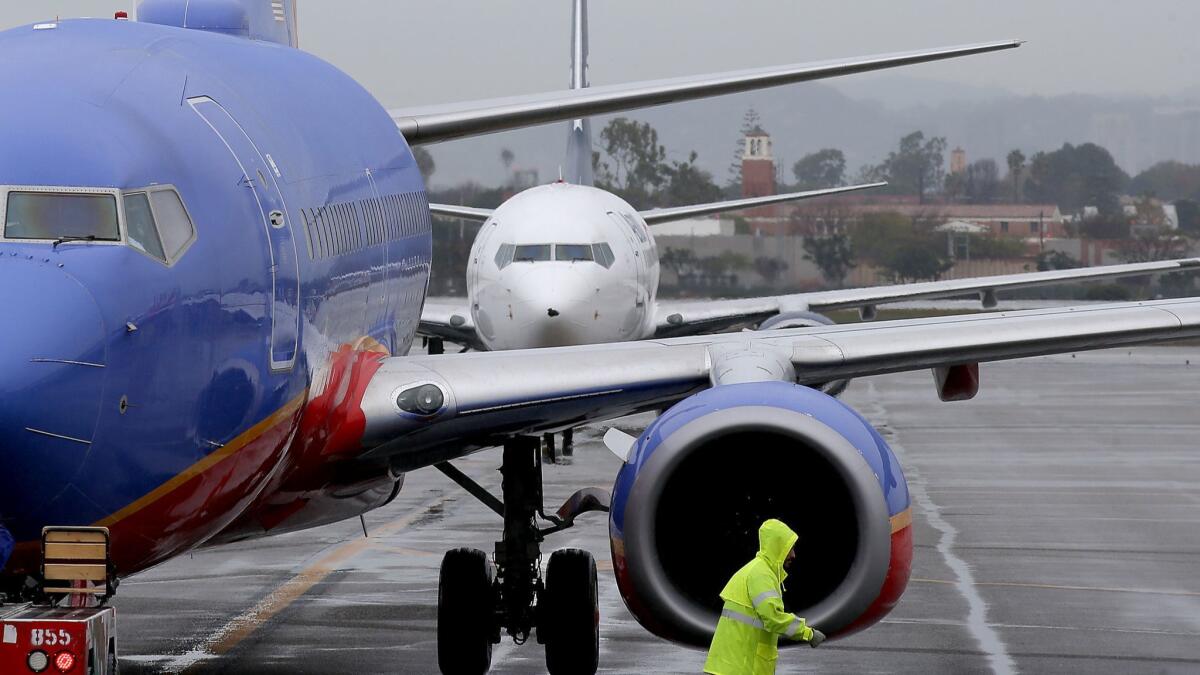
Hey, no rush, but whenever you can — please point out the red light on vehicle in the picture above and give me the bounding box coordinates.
[53,651,75,672]
[114,11,129,20]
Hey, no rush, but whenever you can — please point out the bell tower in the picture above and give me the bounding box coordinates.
[741,126,775,199]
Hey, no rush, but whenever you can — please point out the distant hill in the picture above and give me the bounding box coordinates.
[425,79,1200,195]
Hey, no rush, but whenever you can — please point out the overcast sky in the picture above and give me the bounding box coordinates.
[6,1,1200,108]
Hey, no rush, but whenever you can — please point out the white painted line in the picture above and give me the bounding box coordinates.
[863,381,1017,675]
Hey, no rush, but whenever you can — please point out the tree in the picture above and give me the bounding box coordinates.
[1117,228,1191,263]
[1117,196,1191,263]
[870,131,947,203]
[963,159,1001,203]
[1129,161,1200,202]
[849,211,952,282]
[1176,199,1200,235]
[500,148,515,170]
[1025,143,1128,216]
[792,149,846,188]
[802,234,854,287]
[660,247,699,277]
[595,117,668,205]
[413,146,436,180]
[753,256,789,286]
[1006,149,1025,202]
[1036,250,1080,271]
[728,107,762,186]
[879,240,954,283]
[660,151,723,207]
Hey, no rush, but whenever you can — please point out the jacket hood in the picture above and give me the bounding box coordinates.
[756,518,798,581]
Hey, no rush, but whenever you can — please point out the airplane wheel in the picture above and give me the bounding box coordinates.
[438,548,494,675]
[542,548,599,675]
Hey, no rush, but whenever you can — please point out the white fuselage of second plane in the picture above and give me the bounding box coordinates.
[468,183,660,350]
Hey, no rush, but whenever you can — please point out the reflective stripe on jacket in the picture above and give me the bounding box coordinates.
[703,519,813,675]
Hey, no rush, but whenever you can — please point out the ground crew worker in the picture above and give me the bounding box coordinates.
[703,518,825,675]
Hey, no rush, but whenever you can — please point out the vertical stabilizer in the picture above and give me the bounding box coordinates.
[564,0,594,185]
[138,0,299,47]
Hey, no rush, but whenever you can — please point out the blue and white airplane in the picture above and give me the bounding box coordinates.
[2,2,1199,673]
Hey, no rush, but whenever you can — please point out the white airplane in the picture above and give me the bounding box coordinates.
[420,0,1197,361]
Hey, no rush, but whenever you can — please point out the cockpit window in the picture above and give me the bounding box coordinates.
[592,243,615,268]
[123,193,166,260]
[494,243,516,269]
[513,244,552,262]
[555,244,593,262]
[150,189,195,259]
[4,192,119,241]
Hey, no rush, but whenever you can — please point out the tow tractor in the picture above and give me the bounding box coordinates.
[1,527,119,674]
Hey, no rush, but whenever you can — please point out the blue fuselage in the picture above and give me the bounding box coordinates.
[0,18,430,577]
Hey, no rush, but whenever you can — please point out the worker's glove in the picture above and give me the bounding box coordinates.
[807,629,826,648]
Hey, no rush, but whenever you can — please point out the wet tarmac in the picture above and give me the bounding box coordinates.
[113,347,1200,674]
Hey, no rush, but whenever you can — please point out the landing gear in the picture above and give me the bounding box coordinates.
[427,337,445,355]
[438,548,495,675]
[434,437,609,675]
[542,548,599,675]
[541,429,575,464]
[562,428,575,460]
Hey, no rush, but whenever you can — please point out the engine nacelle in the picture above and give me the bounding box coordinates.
[609,381,912,646]
[758,312,850,396]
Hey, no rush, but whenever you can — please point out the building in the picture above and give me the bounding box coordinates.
[740,126,780,220]
[950,147,967,175]
[789,201,1066,239]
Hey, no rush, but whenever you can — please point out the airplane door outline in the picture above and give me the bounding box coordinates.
[470,219,499,292]
[188,96,300,372]
[608,211,647,307]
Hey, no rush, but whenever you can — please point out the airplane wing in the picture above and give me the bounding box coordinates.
[390,41,1021,145]
[429,204,493,222]
[361,297,1200,467]
[429,183,885,225]
[419,298,484,351]
[652,258,1200,338]
[640,183,885,225]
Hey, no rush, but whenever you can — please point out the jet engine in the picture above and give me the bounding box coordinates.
[757,312,850,396]
[609,381,912,646]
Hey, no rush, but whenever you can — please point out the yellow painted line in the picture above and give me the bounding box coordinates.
[173,494,451,673]
[912,577,1200,598]
[889,507,913,534]
[97,391,308,528]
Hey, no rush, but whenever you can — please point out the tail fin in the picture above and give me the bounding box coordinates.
[563,0,594,185]
[138,0,299,48]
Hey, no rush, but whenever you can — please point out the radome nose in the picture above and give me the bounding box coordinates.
[0,255,107,529]
[508,266,598,347]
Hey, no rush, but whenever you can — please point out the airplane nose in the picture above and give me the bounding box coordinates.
[508,266,600,348]
[0,255,108,532]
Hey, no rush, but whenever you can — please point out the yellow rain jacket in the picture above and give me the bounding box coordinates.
[703,519,814,675]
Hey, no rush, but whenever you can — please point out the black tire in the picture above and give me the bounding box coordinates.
[542,548,599,675]
[438,548,495,675]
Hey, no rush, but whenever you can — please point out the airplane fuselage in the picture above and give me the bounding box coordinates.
[466,183,660,350]
[0,18,430,580]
